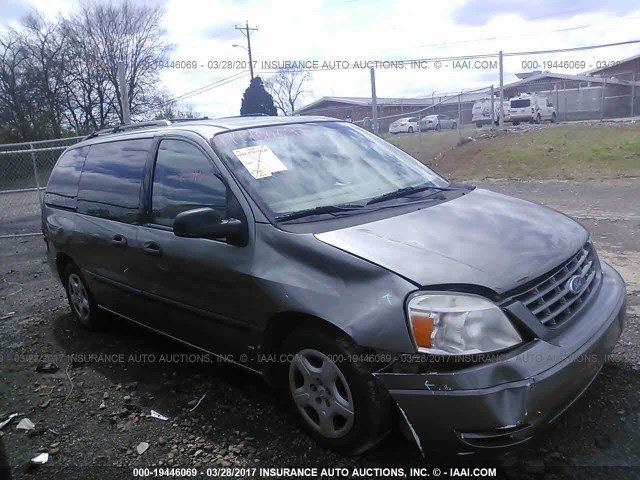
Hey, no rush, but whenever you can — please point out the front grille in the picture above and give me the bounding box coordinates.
[509,243,600,327]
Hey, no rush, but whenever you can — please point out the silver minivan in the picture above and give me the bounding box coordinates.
[42,117,626,455]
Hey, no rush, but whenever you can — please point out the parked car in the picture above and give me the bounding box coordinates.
[509,93,556,125]
[388,117,419,134]
[43,116,626,455]
[419,114,457,131]
[471,98,511,127]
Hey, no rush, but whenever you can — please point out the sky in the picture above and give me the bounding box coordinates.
[2,0,640,118]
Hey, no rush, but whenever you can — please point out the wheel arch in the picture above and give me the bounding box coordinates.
[56,252,75,284]
[261,311,355,380]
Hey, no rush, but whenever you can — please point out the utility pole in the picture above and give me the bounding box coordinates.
[370,68,378,134]
[118,60,131,124]
[498,51,504,128]
[235,21,257,80]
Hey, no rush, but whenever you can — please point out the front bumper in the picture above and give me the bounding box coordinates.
[374,262,626,452]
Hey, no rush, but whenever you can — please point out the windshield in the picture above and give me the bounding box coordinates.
[511,99,531,108]
[212,121,448,217]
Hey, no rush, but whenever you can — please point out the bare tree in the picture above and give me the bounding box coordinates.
[0,31,34,141]
[265,68,311,116]
[61,0,171,128]
[0,1,171,140]
[21,13,67,138]
[153,94,201,120]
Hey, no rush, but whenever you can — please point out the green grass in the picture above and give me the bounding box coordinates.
[422,123,640,181]
[385,126,477,164]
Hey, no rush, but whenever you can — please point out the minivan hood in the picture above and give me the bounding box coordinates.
[315,188,588,294]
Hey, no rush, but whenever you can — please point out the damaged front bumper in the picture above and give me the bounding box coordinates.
[374,262,626,453]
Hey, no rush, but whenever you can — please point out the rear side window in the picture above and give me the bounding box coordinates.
[77,139,152,223]
[151,139,227,227]
[44,146,89,209]
[511,99,531,108]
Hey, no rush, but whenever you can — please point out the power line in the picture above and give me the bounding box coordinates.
[161,71,250,106]
[250,38,640,74]
[372,11,640,54]
[161,38,640,104]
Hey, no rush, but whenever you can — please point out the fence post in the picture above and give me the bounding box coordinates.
[457,93,462,142]
[30,142,43,204]
[600,79,606,120]
[490,85,495,129]
[632,73,636,118]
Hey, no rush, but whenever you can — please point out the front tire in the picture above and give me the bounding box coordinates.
[63,263,106,330]
[551,113,556,123]
[408,126,413,133]
[278,327,392,454]
[452,122,457,129]
[435,123,441,132]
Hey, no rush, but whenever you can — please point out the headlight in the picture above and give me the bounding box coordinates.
[407,292,522,356]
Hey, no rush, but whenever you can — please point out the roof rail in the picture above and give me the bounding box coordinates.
[166,116,210,123]
[84,120,172,140]
[83,117,216,140]
[112,120,171,132]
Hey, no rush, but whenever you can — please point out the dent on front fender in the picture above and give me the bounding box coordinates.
[253,224,418,353]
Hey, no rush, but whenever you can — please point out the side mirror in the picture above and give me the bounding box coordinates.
[173,207,244,240]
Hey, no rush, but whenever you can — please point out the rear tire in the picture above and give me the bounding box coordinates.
[551,113,556,123]
[278,327,392,455]
[452,122,457,129]
[63,263,106,330]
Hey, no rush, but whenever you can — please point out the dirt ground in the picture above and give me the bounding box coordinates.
[0,180,639,480]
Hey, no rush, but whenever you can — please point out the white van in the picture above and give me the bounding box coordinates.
[509,93,556,125]
[471,98,511,127]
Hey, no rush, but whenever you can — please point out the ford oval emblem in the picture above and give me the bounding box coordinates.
[567,275,586,295]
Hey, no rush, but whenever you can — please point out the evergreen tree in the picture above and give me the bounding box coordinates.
[240,76,278,116]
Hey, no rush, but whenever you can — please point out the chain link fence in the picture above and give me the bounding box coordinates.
[0,136,84,238]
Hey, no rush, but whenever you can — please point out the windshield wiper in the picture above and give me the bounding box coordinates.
[275,203,365,222]
[365,184,457,205]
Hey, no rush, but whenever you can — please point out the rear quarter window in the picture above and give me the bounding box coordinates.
[77,138,152,224]
[44,146,89,209]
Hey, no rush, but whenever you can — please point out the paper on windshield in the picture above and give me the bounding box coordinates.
[232,145,287,179]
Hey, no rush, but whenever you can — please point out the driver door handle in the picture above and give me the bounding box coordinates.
[143,241,162,257]
[111,234,127,248]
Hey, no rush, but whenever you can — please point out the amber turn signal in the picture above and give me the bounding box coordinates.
[411,315,435,348]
